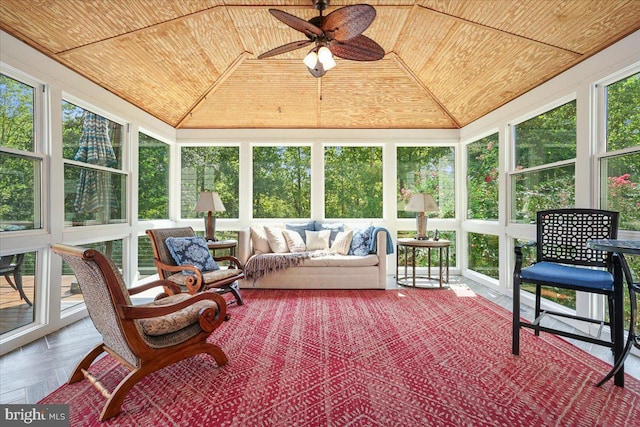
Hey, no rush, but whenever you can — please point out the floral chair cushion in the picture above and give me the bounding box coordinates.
[137,293,218,336]
[165,236,219,275]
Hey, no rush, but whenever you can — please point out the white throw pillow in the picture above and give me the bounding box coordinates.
[282,229,306,252]
[330,230,353,255]
[250,226,272,254]
[305,230,331,251]
[264,226,289,253]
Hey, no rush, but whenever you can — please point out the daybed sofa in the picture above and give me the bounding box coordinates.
[237,222,391,290]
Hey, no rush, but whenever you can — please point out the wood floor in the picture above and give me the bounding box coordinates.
[1,276,638,405]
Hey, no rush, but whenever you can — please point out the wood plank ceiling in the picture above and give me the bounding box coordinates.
[1,0,639,129]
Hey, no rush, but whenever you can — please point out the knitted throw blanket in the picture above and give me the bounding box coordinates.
[245,252,317,282]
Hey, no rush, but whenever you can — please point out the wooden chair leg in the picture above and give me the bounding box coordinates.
[229,281,244,306]
[69,344,105,383]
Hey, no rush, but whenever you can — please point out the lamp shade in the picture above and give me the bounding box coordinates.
[404,193,439,212]
[194,191,225,213]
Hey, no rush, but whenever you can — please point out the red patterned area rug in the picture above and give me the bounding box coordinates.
[40,288,640,426]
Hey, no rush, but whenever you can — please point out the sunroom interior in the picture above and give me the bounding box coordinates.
[0,0,639,367]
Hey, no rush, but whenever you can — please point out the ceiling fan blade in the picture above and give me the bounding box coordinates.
[330,35,385,61]
[322,4,376,42]
[268,9,324,38]
[257,40,313,59]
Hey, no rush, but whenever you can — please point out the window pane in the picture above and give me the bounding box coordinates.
[181,146,239,219]
[514,100,576,169]
[0,74,34,152]
[511,164,575,223]
[137,234,156,280]
[0,251,37,335]
[468,233,499,279]
[0,152,41,231]
[62,101,123,170]
[601,152,640,231]
[397,146,455,219]
[606,72,640,151]
[514,238,576,310]
[326,146,382,218]
[253,146,311,218]
[61,240,122,313]
[64,165,126,226]
[138,133,169,220]
[467,134,499,220]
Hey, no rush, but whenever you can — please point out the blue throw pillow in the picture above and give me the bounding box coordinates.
[349,226,374,256]
[314,222,344,245]
[165,236,219,275]
[285,221,316,243]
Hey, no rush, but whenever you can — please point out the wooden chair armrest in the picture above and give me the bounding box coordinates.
[213,255,244,270]
[119,291,227,320]
[127,279,178,295]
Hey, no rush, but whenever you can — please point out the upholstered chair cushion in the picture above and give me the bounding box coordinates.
[137,293,219,336]
[167,268,242,288]
[165,236,219,275]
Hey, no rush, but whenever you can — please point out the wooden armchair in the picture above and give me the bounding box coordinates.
[51,243,229,421]
[146,227,244,305]
[0,253,31,306]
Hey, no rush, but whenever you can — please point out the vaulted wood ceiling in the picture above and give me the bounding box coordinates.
[1,1,639,129]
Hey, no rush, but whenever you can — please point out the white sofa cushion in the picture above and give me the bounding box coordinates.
[282,229,306,252]
[302,253,378,267]
[250,226,272,254]
[264,226,289,253]
[331,230,353,255]
[305,230,331,250]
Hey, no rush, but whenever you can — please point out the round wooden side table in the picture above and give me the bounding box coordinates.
[396,238,450,288]
[207,239,238,257]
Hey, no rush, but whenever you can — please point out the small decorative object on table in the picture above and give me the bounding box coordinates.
[433,230,439,241]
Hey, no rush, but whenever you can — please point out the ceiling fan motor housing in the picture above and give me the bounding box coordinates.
[314,0,329,11]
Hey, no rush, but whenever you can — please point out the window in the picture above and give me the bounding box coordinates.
[325,146,382,218]
[61,239,122,313]
[0,74,42,231]
[397,146,455,219]
[466,134,499,220]
[62,101,126,226]
[181,146,239,219]
[600,72,640,231]
[510,100,576,223]
[468,233,499,280]
[138,133,169,220]
[0,251,37,335]
[599,71,640,334]
[253,146,310,218]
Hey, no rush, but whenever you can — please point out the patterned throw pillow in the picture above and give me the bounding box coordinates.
[349,226,375,256]
[165,236,219,275]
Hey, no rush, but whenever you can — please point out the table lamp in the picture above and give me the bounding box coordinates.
[404,193,439,240]
[194,191,225,241]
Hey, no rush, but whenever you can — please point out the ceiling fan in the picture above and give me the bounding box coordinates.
[257,0,385,77]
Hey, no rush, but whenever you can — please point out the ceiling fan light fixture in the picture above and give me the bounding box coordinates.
[303,50,319,69]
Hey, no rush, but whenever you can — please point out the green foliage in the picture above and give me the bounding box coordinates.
[253,146,311,218]
[467,134,499,220]
[325,146,382,218]
[606,72,640,152]
[181,146,240,218]
[138,133,169,220]
[0,74,34,151]
[468,233,499,279]
[397,146,455,218]
[514,100,576,169]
